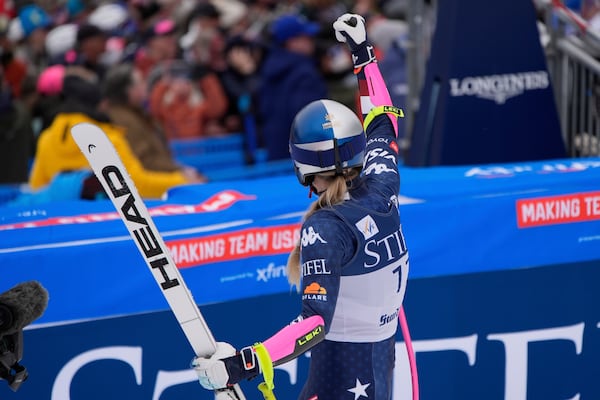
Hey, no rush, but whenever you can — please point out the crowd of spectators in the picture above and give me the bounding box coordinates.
[0,0,407,200]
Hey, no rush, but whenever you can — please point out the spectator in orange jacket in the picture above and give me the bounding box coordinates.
[149,60,228,139]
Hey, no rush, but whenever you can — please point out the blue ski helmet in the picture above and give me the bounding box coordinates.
[289,99,366,186]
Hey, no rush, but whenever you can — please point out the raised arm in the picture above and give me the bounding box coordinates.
[334,13,404,203]
[333,13,402,136]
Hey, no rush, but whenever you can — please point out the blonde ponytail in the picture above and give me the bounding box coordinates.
[286,168,361,289]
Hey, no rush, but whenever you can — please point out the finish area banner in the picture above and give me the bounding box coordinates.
[13,260,600,400]
[1,158,599,323]
[0,158,599,399]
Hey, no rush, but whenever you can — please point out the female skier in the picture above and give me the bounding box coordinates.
[192,13,409,400]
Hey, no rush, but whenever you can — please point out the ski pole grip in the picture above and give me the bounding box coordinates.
[257,382,276,400]
[253,343,275,400]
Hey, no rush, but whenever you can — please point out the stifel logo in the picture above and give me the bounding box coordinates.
[304,282,327,295]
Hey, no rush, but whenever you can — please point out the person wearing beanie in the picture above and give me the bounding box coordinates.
[134,18,178,80]
[33,64,66,131]
[66,23,108,79]
[12,4,52,76]
[257,13,328,160]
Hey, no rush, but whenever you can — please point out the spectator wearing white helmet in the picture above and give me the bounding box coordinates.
[44,23,77,63]
[87,3,129,35]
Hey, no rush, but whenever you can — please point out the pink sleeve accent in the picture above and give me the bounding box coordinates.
[262,315,325,364]
[364,63,398,136]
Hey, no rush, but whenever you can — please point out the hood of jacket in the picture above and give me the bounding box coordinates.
[38,112,124,160]
[260,46,316,81]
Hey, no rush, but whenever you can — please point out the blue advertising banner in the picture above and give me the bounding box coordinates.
[7,259,600,400]
[1,158,599,324]
[0,157,599,399]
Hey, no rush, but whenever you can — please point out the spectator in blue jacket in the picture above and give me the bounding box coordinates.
[258,13,328,161]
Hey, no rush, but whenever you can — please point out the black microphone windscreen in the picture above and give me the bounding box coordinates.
[0,281,49,337]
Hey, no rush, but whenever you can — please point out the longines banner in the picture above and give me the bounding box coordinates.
[1,158,600,398]
[406,0,566,166]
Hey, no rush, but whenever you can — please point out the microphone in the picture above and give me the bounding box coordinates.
[0,281,48,337]
[0,281,48,391]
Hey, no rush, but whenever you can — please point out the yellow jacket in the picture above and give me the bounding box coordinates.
[29,113,188,199]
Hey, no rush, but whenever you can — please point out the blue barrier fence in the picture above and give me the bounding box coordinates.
[1,155,600,399]
[169,135,294,181]
[169,134,274,173]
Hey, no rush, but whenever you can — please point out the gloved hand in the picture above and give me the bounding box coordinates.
[333,13,375,68]
[192,342,260,390]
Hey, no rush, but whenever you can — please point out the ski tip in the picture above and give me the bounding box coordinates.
[70,122,102,140]
[70,122,109,154]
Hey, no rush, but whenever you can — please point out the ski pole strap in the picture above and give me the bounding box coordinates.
[254,342,276,400]
[362,105,404,131]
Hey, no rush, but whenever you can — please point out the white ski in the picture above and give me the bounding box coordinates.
[71,122,245,400]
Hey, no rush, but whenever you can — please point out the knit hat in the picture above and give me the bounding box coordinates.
[37,65,66,96]
[18,4,51,37]
[191,2,220,19]
[271,14,319,44]
[76,23,105,44]
[151,18,176,36]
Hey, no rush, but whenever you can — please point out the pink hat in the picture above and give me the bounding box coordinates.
[37,65,66,96]
[153,18,175,36]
